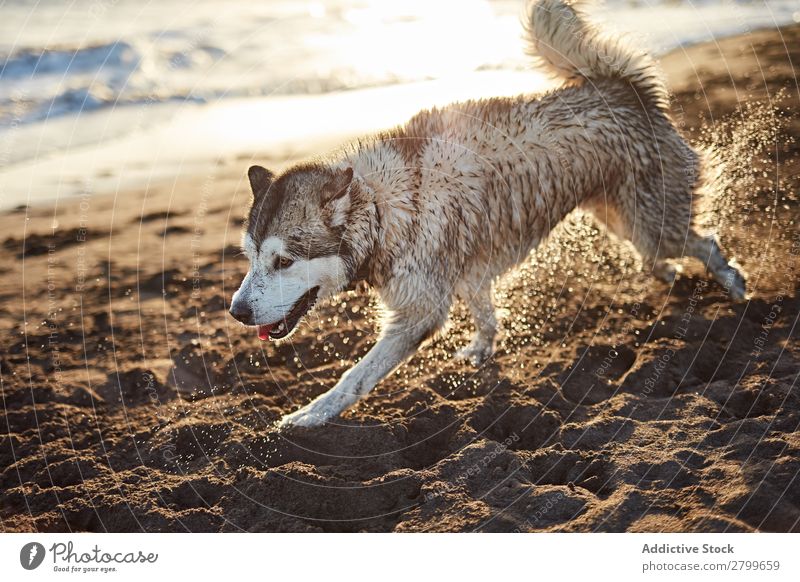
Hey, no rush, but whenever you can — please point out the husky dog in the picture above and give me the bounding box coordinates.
[230,0,746,428]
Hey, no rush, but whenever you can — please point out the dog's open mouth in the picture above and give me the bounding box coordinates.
[257,286,320,341]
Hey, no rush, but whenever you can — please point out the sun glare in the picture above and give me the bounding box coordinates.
[334,0,520,81]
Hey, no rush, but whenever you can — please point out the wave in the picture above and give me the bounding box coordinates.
[1,41,140,80]
[1,0,797,137]
[0,39,410,128]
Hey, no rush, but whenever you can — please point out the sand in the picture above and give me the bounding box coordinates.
[1,25,799,532]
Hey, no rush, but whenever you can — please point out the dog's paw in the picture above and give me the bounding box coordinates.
[278,407,328,429]
[652,260,681,284]
[724,264,748,301]
[278,390,356,429]
[455,339,494,367]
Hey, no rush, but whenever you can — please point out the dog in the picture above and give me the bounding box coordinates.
[229,0,747,428]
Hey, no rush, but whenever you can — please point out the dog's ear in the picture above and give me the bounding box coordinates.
[321,167,353,205]
[248,165,274,200]
[321,167,354,227]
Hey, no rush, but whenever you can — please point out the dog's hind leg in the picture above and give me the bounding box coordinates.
[279,303,448,428]
[684,232,747,300]
[606,144,746,299]
[454,276,497,366]
[582,194,675,283]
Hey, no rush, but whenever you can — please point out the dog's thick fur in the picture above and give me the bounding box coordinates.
[230,0,746,428]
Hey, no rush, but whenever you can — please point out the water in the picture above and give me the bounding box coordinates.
[0,0,525,132]
[0,0,798,207]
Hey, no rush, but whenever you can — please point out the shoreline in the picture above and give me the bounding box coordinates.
[0,70,549,212]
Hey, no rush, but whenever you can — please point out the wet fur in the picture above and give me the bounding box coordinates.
[231,0,746,428]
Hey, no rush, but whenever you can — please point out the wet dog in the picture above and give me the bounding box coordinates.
[230,0,746,428]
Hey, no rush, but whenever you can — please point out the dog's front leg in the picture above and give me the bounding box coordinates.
[279,311,443,429]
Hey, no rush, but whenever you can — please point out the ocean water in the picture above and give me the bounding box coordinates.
[0,0,798,207]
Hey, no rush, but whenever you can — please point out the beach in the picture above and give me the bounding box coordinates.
[1,22,799,532]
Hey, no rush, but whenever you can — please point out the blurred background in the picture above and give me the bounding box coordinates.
[1,0,799,534]
[0,0,798,208]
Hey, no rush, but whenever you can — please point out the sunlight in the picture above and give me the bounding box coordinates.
[332,0,521,81]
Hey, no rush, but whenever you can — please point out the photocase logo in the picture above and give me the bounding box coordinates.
[20,542,46,570]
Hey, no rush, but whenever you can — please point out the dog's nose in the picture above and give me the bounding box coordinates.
[229,302,254,325]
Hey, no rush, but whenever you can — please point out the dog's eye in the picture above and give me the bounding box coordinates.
[275,256,294,270]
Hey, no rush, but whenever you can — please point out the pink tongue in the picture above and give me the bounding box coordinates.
[257,325,272,341]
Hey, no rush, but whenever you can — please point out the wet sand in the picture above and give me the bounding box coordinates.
[1,25,799,532]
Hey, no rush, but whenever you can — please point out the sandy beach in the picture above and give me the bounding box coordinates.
[1,24,799,532]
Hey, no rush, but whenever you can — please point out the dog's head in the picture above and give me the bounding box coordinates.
[229,162,359,341]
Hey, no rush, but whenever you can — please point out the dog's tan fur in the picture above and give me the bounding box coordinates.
[230,0,746,428]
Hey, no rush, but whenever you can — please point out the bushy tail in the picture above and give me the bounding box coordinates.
[523,0,669,110]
